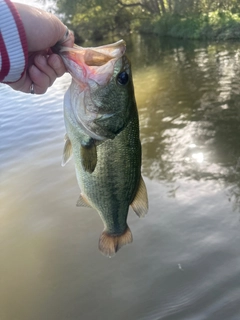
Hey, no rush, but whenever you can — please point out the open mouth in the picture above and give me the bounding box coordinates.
[67,40,126,66]
[57,40,126,86]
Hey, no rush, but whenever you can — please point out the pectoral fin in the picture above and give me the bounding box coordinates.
[62,134,72,166]
[80,141,97,173]
[131,176,148,217]
[76,193,92,208]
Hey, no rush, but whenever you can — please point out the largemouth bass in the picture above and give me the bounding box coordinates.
[57,40,148,257]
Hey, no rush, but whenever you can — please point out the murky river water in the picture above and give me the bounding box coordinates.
[1,33,240,320]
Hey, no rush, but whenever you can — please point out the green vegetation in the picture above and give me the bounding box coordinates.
[54,0,240,42]
[55,0,134,42]
[141,11,240,40]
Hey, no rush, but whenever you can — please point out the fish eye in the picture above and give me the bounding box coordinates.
[117,71,129,86]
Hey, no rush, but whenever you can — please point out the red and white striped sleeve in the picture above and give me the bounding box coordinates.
[0,0,28,83]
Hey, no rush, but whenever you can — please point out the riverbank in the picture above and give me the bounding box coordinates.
[139,11,240,40]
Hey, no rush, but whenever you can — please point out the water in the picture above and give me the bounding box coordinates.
[1,34,240,320]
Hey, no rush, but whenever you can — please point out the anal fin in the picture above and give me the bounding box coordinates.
[131,176,148,217]
[76,193,92,208]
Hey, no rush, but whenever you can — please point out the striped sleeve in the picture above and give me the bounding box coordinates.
[0,0,28,82]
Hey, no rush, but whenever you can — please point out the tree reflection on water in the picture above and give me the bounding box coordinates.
[131,35,240,210]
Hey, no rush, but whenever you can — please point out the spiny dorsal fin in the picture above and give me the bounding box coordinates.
[76,193,92,208]
[80,142,97,173]
[61,134,72,167]
[131,176,148,217]
[98,226,133,257]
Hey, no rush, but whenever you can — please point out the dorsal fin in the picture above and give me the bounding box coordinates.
[131,176,148,217]
[76,193,92,208]
[62,134,72,166]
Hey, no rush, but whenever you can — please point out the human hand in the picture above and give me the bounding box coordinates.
[9,3,74,94]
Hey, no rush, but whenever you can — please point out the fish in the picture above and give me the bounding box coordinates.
[57,40,148,257]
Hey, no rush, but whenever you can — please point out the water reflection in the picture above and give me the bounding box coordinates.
[2,35,240,320]
[129,36,240,210]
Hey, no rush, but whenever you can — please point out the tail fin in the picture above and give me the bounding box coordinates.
[98,226,133,257]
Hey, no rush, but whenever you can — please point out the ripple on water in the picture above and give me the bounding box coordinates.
[1,39,240,320]
[0,75,71,168]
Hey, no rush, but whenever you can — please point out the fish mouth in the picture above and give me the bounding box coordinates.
[55,40,126,87]
[57,40,127,141]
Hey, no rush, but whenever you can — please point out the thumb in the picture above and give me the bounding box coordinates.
[14,3,72,52]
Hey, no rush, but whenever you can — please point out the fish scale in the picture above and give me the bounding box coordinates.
[78,115,141,233]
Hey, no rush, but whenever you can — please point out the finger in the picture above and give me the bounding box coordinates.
[47,54,66,77]
[34,55,57,86]
[28,64,51,94]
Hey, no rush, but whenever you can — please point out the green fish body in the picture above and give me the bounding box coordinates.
[59,40,148,256]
